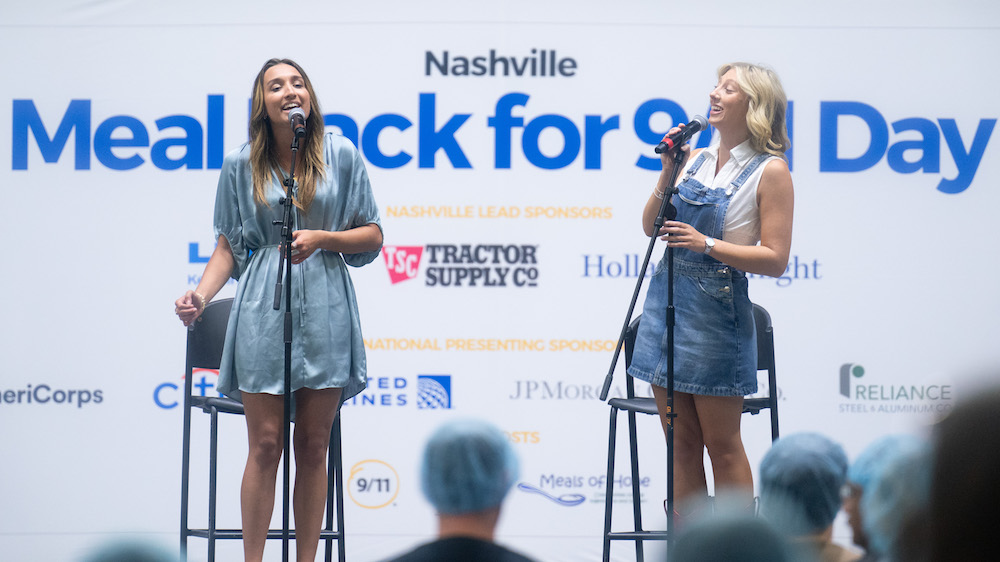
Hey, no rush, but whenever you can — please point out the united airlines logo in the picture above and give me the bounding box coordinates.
[417,375,452,409]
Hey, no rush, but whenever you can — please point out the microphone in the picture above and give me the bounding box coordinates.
[654,115,708,154]
[288,107,307,138]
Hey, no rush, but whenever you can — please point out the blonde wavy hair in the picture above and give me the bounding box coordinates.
[248,58,326,211]
[718,62,790,158]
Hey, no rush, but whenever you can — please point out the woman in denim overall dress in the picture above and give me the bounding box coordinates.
[627,62,794,515]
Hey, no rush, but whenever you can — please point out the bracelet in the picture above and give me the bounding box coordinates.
[194,292,208,312]
[653,187,665,200]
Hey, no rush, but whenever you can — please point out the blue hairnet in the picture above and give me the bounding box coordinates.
[847,434,925,491]
[759,432,848,535]
[420,418,519,514]
[671,514,795,562]
[860,441,931,557]
[81,540,177,562]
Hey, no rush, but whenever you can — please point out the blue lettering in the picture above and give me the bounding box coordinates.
[151,115,203,170]
[582,255,603,277]
[786,100,794,171]
[325,114,360,147]
[94,115,149,170]
[633,99,688,171]
[522,114,580,169]
[207,95,224,168]
[189,242,211,263]
[12,95,225,171]
[418,93,471,168]
[820,101,888,172]
[584,115,619,170]
[937,118,996,194]
[488,93,528,168]
[820,102,994,193]
[12,99,91,170]
[154,382,178,409]
[194,375,214,397]
[887,117,940,174]
[361,113,413,169]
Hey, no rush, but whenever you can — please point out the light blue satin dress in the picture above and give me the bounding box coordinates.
[214,133,381,404]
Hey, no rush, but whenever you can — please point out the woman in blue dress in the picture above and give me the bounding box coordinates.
[627,62,793,515]
[175,58,382,562]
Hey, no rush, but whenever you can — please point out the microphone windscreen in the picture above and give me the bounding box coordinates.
[288,107,306,126]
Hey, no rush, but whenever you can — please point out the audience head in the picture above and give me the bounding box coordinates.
[929,388,1000,561]
[671,514,794,562]
[420,418,519,515]
[859,436,931,560]
[759,432,848,536]
[80,540,176,562]
[843,434,926,550]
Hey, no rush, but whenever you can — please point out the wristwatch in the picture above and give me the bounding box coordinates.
[703,237,716,254]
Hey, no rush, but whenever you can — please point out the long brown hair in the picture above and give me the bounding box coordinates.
[248,58,326,210]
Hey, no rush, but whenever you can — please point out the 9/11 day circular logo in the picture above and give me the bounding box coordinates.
[348,459,400,509]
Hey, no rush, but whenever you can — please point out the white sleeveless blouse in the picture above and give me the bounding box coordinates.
[682,139,781,246]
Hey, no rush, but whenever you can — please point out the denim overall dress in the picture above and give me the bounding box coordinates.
[627,151,770,396]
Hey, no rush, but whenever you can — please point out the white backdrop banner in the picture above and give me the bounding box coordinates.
[2,1,999,560]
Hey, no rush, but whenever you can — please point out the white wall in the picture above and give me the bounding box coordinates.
[1,2,998,560]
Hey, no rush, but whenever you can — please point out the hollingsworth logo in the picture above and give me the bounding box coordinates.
[342,374,452,408]
[382,244,539,287]
[580,253,822,288]
[838,363,953,414]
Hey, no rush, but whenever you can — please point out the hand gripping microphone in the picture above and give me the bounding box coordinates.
[654,115,708,154]
[288,107,307,138]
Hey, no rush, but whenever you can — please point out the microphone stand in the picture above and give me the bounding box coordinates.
[272,127,303,562]
[599,146,687,540]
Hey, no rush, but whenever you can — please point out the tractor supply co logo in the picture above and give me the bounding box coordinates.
[838,363,953,415]
[382,244,540,287]
[342,374,452,409]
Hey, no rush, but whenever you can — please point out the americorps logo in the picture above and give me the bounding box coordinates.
[383,244,540,287]
[0,383,104,408]
[11,94,994,192]
[838,363,953,414]
[342,374,452,409]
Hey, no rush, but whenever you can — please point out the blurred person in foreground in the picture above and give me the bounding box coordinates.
[858,436,931,561]
[759,432,859,562]
[671,513,796,562]
[928,388,1000,561]
[384,419,536,562]
[841,434,926,561]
